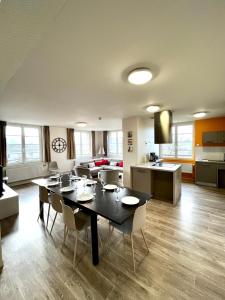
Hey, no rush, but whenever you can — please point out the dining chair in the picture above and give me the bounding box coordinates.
[37,186,51,229]
[50,193,63,234]
[108,203,149,272]
[99,170,120,185]
[48,161,60,175]
[75,166,92,179]
[60,201,91,268]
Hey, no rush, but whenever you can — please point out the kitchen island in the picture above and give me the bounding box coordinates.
[131,162,182,205]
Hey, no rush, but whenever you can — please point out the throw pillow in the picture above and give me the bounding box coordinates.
[110,161,117,166]
[88,162,95,168]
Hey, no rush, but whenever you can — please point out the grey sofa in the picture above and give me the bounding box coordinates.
[76,158,123,177]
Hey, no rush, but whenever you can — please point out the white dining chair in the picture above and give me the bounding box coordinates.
[37,186,51,229]
[108,203,149,272]
[50,193,63,234]
[60,201,91,268]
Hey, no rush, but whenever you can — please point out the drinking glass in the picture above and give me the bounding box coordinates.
[82,175,87,190]
[115,185,120,201]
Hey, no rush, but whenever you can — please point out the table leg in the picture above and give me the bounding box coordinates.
[90,214,99,265]
[39,200,44,222]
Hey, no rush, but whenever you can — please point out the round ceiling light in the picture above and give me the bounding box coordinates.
[76,122,87,127]
[128,68,152,85]
[193,112,207,118]
[146,105,160,113]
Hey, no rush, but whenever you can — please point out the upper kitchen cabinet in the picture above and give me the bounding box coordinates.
[202,131,225,145]
[195,117,225,146]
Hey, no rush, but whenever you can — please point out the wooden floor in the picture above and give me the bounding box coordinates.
[1,183,225,300]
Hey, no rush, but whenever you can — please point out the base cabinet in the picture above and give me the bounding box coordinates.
[195,162,218,186]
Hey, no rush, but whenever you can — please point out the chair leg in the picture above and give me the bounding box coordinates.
[46,204,51,229]
[141,228,149,252]
[62,225,69,250]
[130,234,136,273]
[37,204,43,222]
[73,232,78,269]
[50,212,58,235]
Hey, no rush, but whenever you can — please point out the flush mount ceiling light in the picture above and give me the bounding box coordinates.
[146,105,160,113]
[76,122,87,127]
[193,112,207,118]
[128,68,152,85]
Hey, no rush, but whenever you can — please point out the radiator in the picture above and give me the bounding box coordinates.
[6,163,48,183]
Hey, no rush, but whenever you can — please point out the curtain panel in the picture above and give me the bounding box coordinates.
[91,131,96,157]
[67,128,75,159]
[103,131,108,157]
[0,121,7,167]
[43,126,51,163]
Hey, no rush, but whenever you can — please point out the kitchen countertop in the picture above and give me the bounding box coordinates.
[131,162,181,172]
[196,159,225,164]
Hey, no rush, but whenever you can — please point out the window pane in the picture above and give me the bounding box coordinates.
[177,125,193,158]
[74,131,91,157]
[24,127,41,162]
[6,126,22,164]
[160,127,176,157]
[108,131,123,157]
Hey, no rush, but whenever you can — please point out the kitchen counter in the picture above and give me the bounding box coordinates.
[196,159,225,164]
[134,162,181,172]
[131,163,182,205]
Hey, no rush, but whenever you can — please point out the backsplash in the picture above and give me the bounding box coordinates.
[195,146,225,161]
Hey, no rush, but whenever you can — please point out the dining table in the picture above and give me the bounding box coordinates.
[32,177,151,266]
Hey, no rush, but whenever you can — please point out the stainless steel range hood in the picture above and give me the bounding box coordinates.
[154,110,172,144]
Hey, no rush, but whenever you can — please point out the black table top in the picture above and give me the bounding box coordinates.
[33,178,151,225]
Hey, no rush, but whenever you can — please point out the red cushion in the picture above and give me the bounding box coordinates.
[95,161,102,166]
[102,159,109,165]
[118,161,123,167]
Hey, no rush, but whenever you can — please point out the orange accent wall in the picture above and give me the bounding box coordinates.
[195,117,225,146]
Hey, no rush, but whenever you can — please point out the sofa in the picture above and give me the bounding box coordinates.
[77,158,123,177]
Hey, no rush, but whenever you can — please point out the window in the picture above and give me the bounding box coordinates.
[6,124,42,165]
[74,131,92,157]
[160,123,193,159]
[108,131,123,157]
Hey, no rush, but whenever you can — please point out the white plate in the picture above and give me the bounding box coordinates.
[47,182,59,187]
[60,186,74,193]
[121,196,140,205]
[104,184,117,190]
[50,175,59,180]
[76,192,93,202]
[86,179,97,185]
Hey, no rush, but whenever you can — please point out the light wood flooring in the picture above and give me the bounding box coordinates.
[0,182,225,300]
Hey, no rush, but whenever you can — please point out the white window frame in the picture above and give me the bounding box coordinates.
[6,123,43,166]
[159,122,194,160]
[74,131,92,158]
[107,130,123,158]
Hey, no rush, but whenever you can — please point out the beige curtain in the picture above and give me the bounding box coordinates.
[103,131,108,157]
[0,121,7,167]
[67,128,75,159]
[92,131,96,157]
[43,126,51,163]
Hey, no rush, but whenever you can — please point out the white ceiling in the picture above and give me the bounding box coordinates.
[0,0,225,130]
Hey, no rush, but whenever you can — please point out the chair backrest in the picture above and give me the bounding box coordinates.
[48,161,59,170]
[99,170,119,184]
[60,201,76,230]
[132,203,147,232]
[39,186,49,204]
[75,167,92,179]
[51,193,63,213]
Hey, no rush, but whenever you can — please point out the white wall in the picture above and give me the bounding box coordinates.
[123,116,148,187]
[50,126,74,172]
